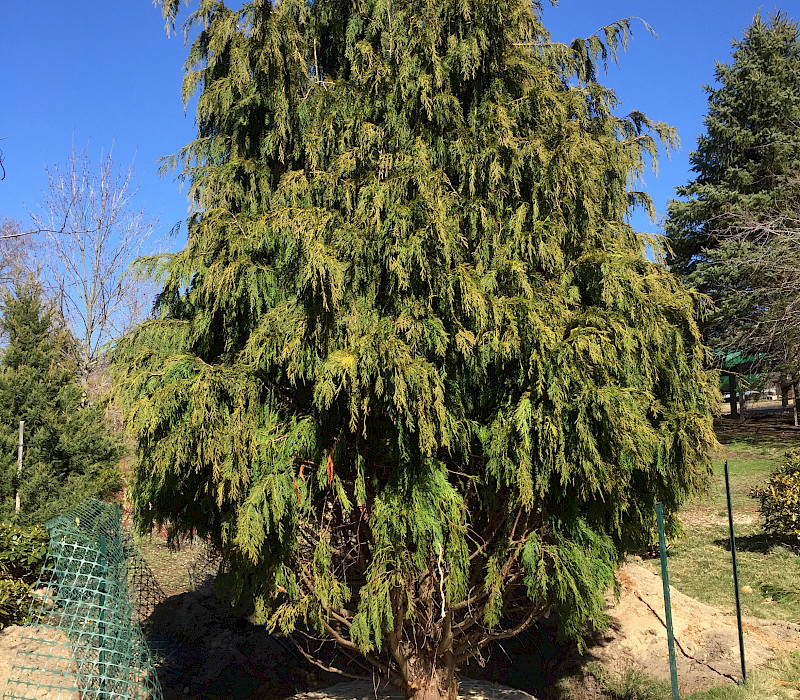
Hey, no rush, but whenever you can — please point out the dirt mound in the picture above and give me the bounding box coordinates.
[285,679,536,700]
[0,625,79,700]
[584,563,800,695]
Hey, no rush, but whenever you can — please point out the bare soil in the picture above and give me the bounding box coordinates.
[146,582,329,700]
[582,563,800,696]
[0,625,79,700]
[2,558,798,700]
[285,680,537,700]
[715,412,800,443]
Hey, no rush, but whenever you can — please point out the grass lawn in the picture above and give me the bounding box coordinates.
[638,426,800,623]
[586,417,800,700]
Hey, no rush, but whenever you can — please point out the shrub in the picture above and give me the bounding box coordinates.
[751,448,800,546]
[0,578,33,629]
[0,522,48,581]
[0,522,48,630]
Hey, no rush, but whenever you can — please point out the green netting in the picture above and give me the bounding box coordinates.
[3,499,163,700]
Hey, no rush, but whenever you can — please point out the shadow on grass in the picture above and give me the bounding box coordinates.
[712,531,800,557]
[712,532,790,554]
[760,582,800,603]
[715,415,800,447]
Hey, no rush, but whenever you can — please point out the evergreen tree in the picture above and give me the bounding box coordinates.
[116,2,717,697]
[0,281,122,524]
[665,12,800,360]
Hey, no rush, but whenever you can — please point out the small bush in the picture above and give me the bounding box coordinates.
[0,578,32,629]
[0,522,49,582]
[751,448,800,547]
[0,522,48,630]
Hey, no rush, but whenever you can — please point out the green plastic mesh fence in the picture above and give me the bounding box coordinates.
[3,499,163,700]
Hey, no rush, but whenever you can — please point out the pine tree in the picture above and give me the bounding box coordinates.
[665,12,800,361]
[115,2,717,697]
[0,281,122,524]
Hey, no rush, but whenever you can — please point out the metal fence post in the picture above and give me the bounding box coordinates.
[724,460,747,683]
[656,502,680,700]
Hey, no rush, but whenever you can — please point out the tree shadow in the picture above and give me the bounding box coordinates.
[712,532,796,554]
[462,614,617,700]
[714,414,800,447]
[760,582,800,602]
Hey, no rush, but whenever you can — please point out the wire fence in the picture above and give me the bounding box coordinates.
[3,499,163,700]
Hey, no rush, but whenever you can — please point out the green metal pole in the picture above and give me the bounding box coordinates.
[656,502,680,700]
[724,460,747,683]
[99,535,107,700]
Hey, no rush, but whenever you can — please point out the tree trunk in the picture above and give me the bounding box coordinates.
[794,383,800,427]
[782,383,790,408]
[728,372,739,418]
[404,658,457,700]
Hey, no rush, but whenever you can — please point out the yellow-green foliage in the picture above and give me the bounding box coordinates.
[0,579,33,629]
[0,522,48,630]
[752,448,800,546]
[0,522,48,582]
[114,0,718,685]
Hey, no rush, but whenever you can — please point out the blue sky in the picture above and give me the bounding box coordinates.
[1,1,796,247]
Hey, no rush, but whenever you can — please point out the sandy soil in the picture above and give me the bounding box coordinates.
[0,625,79,700]
[584,563,800,695]
[285,680,537,700]
[2,551,797,699]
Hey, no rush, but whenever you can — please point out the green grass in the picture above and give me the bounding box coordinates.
[638,434,800,623]
[586,664,674,699]
[587,652,800,700]
[584,426,800,700]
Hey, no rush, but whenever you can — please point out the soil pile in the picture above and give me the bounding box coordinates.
[146,583,330,700]
[285,679,537,700]
[584,563,800,694]
[0,625,79,700]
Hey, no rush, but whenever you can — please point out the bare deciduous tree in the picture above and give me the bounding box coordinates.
[0,218,32,285]
[29,145,158,375]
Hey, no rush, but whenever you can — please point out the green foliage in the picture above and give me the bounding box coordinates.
[0,522,48,630]
[0,522,48,582]
[665,12,800,362]
[116,0,717,690]
[751,448,800,546]
[0,281,123,524]
[586,663,672,700]
[0,578,33,630]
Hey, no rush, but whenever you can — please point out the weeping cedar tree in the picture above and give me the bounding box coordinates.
[114,1,717,697]
[0,282,122,525]
[665,12,800,366]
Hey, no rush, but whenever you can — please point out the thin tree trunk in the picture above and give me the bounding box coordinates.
[794,383,799,427]
[729,373,739,418]
[738,383,747,420]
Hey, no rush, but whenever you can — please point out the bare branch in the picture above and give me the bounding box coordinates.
[28,143,160,375]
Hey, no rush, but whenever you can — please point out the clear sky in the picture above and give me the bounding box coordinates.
[1,1,797,248]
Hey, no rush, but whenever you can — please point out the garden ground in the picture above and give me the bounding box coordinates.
[135,411,800,699]
[2,412,798,700]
